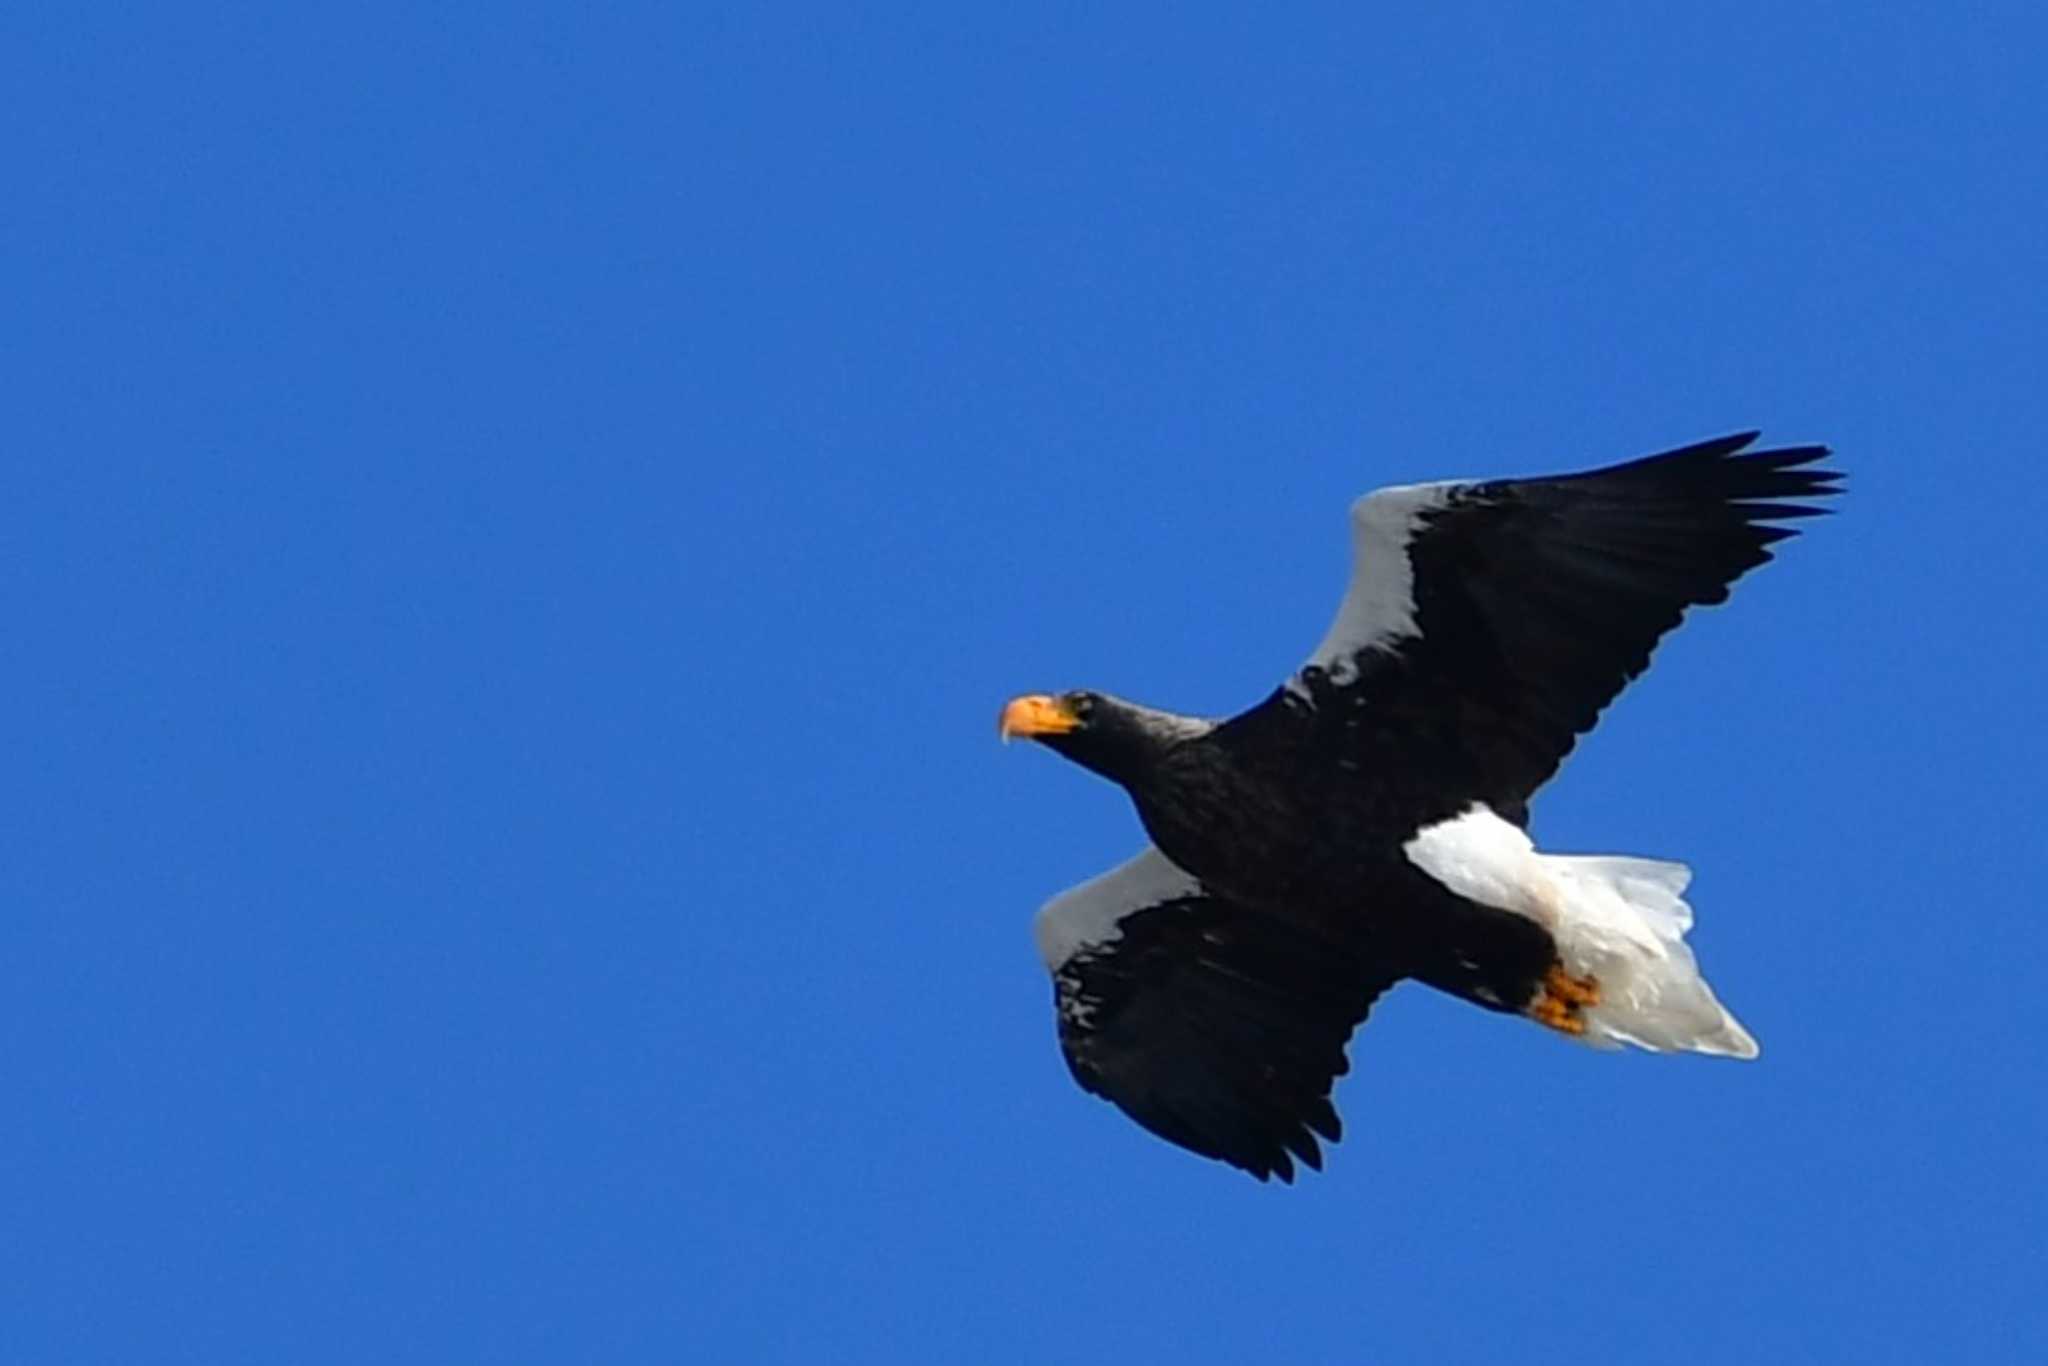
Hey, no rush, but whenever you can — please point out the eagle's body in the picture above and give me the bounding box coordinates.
[1001,432,1840,1181]
[1050,698,1560,1015]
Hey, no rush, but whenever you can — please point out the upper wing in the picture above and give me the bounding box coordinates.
[1033,848,1397,1182]
[1224,432,1841,821]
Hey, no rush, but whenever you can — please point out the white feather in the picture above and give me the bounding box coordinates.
[1404,805,1759,1059]
[1031,846,1204,970]
[1296,481,1461,688]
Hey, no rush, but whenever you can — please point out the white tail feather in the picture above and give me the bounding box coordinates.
[1543,854,1759,1059]
[1405,806,1762,1059]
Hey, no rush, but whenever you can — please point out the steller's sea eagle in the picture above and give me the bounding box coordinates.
[999,431,1840,1182]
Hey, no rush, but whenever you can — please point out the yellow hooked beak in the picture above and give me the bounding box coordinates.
[998,694,1081,743]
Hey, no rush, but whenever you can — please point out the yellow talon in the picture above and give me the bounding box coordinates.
[1544,964,1601,1008]
[1529,964,1600,1035]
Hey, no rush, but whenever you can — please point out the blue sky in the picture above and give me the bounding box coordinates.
[7,5,2045,1362]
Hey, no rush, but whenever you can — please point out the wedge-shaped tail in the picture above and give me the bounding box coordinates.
[1542,854,1758,1058]
[1404,805,1759,1059]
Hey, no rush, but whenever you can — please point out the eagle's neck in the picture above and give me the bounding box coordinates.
[1045,696,1213,790]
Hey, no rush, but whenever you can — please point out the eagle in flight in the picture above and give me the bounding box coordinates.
[999,432,1839,1181]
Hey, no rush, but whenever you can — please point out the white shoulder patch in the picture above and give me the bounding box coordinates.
[1298,480,1463,688]
[1032,846,1204,970]
[1402,804,1556,924]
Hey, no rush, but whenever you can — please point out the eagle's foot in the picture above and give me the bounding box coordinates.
[1529,964,1601,1036]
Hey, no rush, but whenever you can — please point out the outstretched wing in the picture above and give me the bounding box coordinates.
[1033,848,1397,1182]
[1223,432,1841,822]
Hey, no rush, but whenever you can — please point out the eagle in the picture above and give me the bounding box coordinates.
[999,431,1839,1182]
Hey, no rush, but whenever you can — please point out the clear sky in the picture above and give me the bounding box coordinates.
[8,5,2045,1362]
